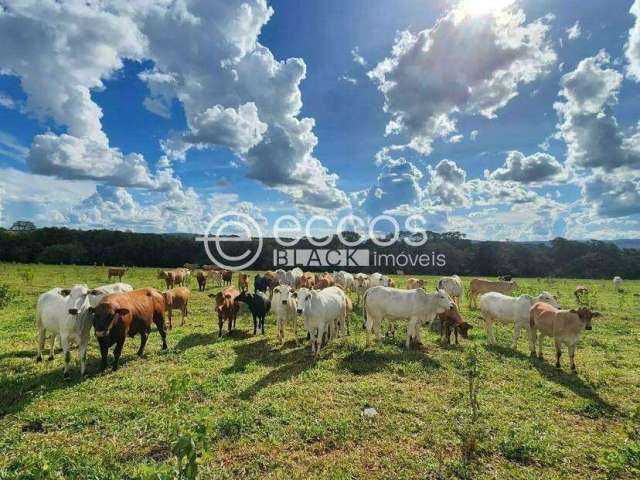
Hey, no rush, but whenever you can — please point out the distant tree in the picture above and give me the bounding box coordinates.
[9,221,36,232]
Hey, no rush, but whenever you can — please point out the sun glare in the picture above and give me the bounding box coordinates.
[457,0,515,17]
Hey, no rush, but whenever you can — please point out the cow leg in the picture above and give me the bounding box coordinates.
[554,339,562,369]
[138,330,149,357]
[511,321,522,349]
[252,314,257,335]
[60,335,71,379]
[537,333,544,359]
[167,309,172,330]
[292,314,299,345]
[528,328,537,357]
[406,318,419,349]
[49,335,57,360]
[98,341,109,372]
[485,317,496,345]
[454,326,459,345]
[112,339,124,371]
[79,336,88,377]
[36,327,46,362]
[277,317,284,345]
[568,343,577,373]
[261,315,265,335]
[219,317,224,337]
[154,316,168,350]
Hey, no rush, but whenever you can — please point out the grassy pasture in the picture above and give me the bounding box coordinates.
[0,263,639,479]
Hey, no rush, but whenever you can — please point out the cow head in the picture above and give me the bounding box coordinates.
[434,289,455,313]
[570,307,601,330]
[293,288,311,314]
[66,284,90,316]
[91,302,129,338]
[457,322,473,339]
[274,285,292,306]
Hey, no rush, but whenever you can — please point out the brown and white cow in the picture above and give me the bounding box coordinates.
[163,287,190,329]
[238,273,249,291]
[89,288,168,372]
[468,278,517,309]
[528,302,601,373]
[438,303,473,345]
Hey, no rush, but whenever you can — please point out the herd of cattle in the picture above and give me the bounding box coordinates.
[34,266,619,379]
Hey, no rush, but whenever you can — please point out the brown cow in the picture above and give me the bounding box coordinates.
[300,272,316,289]
[406,278,425,289]
[108,267,126,282]
[209,287,240,337]
[158,270,175,289]
[196,270,207,291]
[238,273,249,291]
[222,270,233,286]
[163,287,190,329]
[468,278,518,309]
[529,302,601,372]
[438,303,473,345]
[89,288,167,372]
[264,271,279,291]
[315,272,334,289]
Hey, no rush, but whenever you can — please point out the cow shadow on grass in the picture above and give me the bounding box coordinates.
[337,346,442,375]
[224,337,314,400]
[174,332,218,352]
[485,344,619,416]
[0,349,35,361]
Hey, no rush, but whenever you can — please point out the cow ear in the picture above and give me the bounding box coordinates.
[115,308,129,317]
[60,289,71,296]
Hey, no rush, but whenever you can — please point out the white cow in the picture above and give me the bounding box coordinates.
[285,267,304,288]
[275,269,288,286]
[363,286,454,348]
[271,285,299,345]
[333,271,355,292]
[36,284,92,377]
[613,276,623,291]
[353,273,369,304]
[295,286,348,357]
[479,291,560,348]
[437,275,463,307]
[88,283,133,307]
[369,272,390,288]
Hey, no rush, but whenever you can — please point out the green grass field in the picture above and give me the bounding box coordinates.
[1,264,639,479]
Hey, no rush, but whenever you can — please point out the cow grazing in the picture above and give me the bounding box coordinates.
[89,288,168,372]
[196,271,207,291]
[209,287,240,337]
[272,285,299,345]
[237,290,271,335]
[222,270,233,286]
[479,291,559,348]
[294,286,349,357]
[529,303,601,373]
[437,275,463,307]
[438,303,473,345]
[406,278,425,290]
[613,276,623,292]
[108,267,126,282]
[469,278,518,309]
[363,286,454,349]
[36,285,93,378]
[574,285,589,304]
[163,287,190,329]
[238,273,249,291]
[254,274,269,293]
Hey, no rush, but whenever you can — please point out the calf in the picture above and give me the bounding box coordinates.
[238,273,249,291]
[237,290,271,335]
[363,286,454,349]
[36,285,92,378]
[294,286,349,357]
[438,303,473,345]
[272,285,299,345]
[469,278,517,309]
[108,267,126,282]
[89,288,168,372]
[479,291,559,348]
[196,270,207,291]
[209,287,240,337]
[163,287,190,329]
[406,278,425,290]
[254,274,269,293]
[529,303,601,373]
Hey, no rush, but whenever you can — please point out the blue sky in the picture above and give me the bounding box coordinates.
[1,0,640,240]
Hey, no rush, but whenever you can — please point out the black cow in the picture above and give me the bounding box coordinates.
[237,290,271,335]
[499,275,513,282]
[254,274,269,293]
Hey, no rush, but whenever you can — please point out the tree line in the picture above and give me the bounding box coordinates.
[0,227,639,279]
